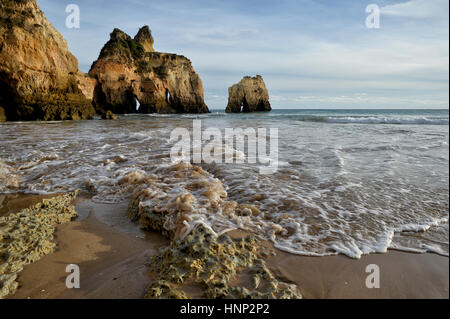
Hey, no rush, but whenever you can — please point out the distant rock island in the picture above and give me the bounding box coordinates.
[0,0,95,122]
[89,27,210,115]
[226,76,271,113]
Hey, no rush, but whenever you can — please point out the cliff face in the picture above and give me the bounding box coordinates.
[226,76,271,113]
[76,72,97,101]
[0,0,95,121]
[89,27,209,115]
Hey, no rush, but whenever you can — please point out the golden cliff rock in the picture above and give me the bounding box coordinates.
[89,26,209,115]
[226,75,271,113]
[0,0,95,121]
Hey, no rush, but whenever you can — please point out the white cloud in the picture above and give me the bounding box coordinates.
[381,0,449,19]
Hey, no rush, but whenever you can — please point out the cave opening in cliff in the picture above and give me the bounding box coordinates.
[165,89,171,105]
[136,98,140,112]
[240,97,249,112]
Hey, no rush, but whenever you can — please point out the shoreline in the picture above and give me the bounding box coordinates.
[2,194,448,299]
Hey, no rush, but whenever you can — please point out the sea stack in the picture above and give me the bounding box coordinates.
[0,0,95,121]
[226,75,271,113]
[89,26,209,115]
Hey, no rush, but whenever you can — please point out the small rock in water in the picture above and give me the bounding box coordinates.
[101,110,119,120]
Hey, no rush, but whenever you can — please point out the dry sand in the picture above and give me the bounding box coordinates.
[2,195,448,299]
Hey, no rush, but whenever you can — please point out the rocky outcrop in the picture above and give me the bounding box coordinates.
[101,110,118,120]
[0,0,95,121]
[134,25,155,53]
[226,76,271,113]
[89,26,209,115]
[0,160,19,192]
[146,225,301,299]
[121,162,301,299]
[0,192,79,298]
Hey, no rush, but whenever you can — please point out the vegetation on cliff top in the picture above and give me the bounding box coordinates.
[98,28,145,62]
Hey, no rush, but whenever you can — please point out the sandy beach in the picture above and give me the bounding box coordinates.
[2,195,447,299]
[267,247,449,299]
[1,0,448,304]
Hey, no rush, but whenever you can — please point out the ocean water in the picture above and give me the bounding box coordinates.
[0,109,448,258]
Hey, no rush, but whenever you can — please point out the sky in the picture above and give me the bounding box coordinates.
[37,0,449,110]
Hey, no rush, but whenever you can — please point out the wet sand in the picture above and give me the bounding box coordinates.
[267,248,448,299]
[4,195,449,299]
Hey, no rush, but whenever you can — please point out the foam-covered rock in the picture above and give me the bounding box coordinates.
[0,160,19,192]
[125,162,262,239]
[134,25,155,53]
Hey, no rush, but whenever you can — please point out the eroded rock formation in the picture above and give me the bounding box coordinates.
[226,76,271,113]
[122,162,301,299]
[146,225,301,299]
[89,26,209,115]
[134,25,155,53]
[76,72,97,101]
[0,0,95,121]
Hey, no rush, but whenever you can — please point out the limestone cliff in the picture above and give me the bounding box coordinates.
[89,26,209,114]
[226,76,271,113]
[0,0,95,121]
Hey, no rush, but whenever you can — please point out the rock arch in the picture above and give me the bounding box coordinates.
[226,76,271,113]
[89,27,209,115]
